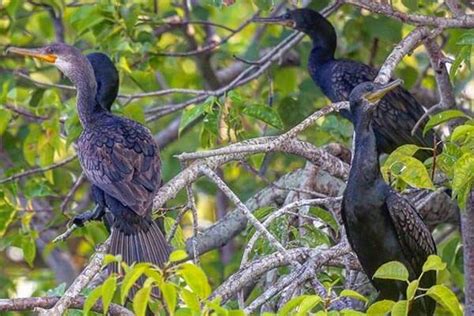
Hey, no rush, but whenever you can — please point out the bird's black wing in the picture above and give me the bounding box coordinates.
[385,191,436,274]
[77,117,161,217]
[331,60,435,152]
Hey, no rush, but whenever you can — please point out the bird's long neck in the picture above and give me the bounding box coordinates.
[306,19,336,65]
[349,116,381,187]
[69,63,105,128]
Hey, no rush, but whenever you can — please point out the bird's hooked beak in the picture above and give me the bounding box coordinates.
[253,15,296,28]
[6,47,57,63]
[365,79,403,104]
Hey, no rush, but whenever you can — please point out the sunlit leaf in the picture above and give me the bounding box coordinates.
[133,285,152,316]
[121,264,149,304]
[83,285,102,316]
[373,261,409,282]
[101,276,117,314]
[178,263,211,299]
[426,285,462,316]
[367,300,395,316]
[21,234,36,267]
[169,249,188,262]
[406,280,419,301]
[181,288,200,312]
[340,289,368,304]
[391,300,408,316]
[452,153,474,208]
[422,255,447,272]
[423,110,469,135]
[0,109,12,135]
[160,282,177,315]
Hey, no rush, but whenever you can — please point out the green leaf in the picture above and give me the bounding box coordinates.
[401,0,418,10]
[22,234,36,267]
[367,300,395,316]
[309,207,339,231]
[296,295,322,315]
[133,285,152,316]
[101,276,117,314]
[426,285,462,316]
[279,296,306,315]
[83,285,102,316]
[169,249,188,262]
[340,310,366,316]
[0,203,16,237]
[373,261,409,282]
[450,45,471,79]
[178,263,211,299]
[181,288,201,312]
[179,104,205,134]
[406,280,419,301]
[422,255,447,272]
[452,153,474,208]
[121,264,148,303]
[253,0,274,10]
[423,110,469,135]
[242,104,284,129]
[339,289,368,304]
[383,152,434,189]
[0,109,12,135]
[391,300,408,316]
[451,124,474,147]
[123,103,145,124]
[161,282,177,315]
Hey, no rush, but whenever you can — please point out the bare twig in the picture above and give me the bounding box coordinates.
[60,173,86,213]
[0,155,77,184]
[0,296,133,315]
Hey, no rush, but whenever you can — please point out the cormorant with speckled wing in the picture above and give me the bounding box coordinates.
[255,9,437,159]
[342,80,436,315]
[8,45,171,294]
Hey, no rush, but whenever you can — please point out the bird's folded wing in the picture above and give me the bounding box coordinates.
[78,124,161,217]
[386,191,436,273]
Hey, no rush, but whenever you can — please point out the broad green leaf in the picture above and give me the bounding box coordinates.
[309,207,339,231]
[406,280,419,301]
[0,109,12,135]
[23,125,41,165]
[401,0,418,10]
[133,285,152,316]
[161,282,177,315]
[181,288,200,312]
[450,45,471,79]
[179,104,205,134]
[339,289,368,304]
[391,300,408,316]
[426,285,462,316]
[169,249,188,262]
[367,300,395,316]
[422,255,447,272]
[179,263,211,299]
[340,310,365,316]
[452,153,474,208]
[423,110,469,135]
[22,234,36,267]
[0,203,16,237]
[383,153,434,189]
[101,276,117,314]
[243,103,284,130]
[253,0,273,11]
[121,264,149,303]
[279,296,306,316]
[83,285,102,316]
[451,124,474,147]
[296,295,322,315]
[103,254,121,266]
[373,261,409,282]
[164,216,185,249]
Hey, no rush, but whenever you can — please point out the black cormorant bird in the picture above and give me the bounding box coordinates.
[8,45,170,286]
[86,52,119,112]
[342,80,436,315]
[255,9,436,159]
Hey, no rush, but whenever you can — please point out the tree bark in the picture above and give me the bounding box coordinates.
[461,190,474,314]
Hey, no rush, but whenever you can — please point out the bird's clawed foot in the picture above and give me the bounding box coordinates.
[53,205,104,243]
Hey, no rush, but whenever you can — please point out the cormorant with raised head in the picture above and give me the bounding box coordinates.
[255,9,437,159]
[8,45,170,288]
[342,80,436,315]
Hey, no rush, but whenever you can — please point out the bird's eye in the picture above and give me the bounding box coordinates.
[46,47,53,54]
[366,86,374,92]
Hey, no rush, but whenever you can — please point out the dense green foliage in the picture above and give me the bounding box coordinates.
[0,0,473,315]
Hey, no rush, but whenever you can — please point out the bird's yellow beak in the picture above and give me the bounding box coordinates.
[253,16,296,28]
[365,79,403,104]
[6,47,57,63]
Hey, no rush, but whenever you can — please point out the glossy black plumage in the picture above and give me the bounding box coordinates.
[341,81,436,315]
[8,44,170,297]
[255,9,437,159]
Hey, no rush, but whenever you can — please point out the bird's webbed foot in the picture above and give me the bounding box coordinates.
[72,204,105,227]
